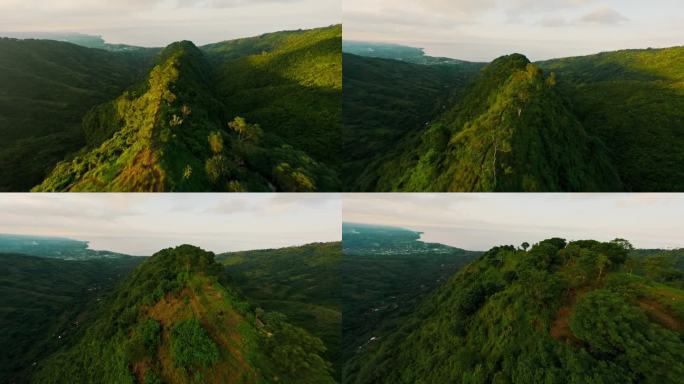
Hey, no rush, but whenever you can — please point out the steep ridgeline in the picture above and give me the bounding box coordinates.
[341,224,481,381]
[218,242,341,381]
[362,54,621,192]
[32,245,335,384]
[348,239,684,384]
[0,38,156,191]
[539,46,684,191]
[0,253,143,384]
[34,39,338,192]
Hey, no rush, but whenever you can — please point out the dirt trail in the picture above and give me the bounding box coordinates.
[637,299,683,332]
[550,288,588,343]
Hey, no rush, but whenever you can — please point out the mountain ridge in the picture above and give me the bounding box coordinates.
[344,44,684,192]
[31,244,336,384]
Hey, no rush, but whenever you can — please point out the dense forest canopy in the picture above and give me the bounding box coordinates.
[1,25,341,192]
[347,236,684,383]
[343,44,684,192]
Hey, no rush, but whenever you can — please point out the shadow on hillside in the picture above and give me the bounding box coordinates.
[211,38,342,169]
[550,62,684,192]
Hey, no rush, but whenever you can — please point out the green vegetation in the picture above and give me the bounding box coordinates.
[0,38,156,191]
[628,248,684,289]
[2,25,340,191]
[170,318,219,379]
[204,25,342,170]
[0,252,143,383]
[347,238,684,383]
[342,53,482,189]
[341,224,481,381]
[30,244,334,384]
[218,242,341,381]
[539,47,684,191]
[345,45,684,192]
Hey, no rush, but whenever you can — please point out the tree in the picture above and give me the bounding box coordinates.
[180,104,192,117]
[521,242,530,251]
[169,114,183,127]
[596,253,611,280]
[228,117,248,140]
[611,238,634,252]
[207,132,223,154]
[182,165,193,180]
[228,116,263,143]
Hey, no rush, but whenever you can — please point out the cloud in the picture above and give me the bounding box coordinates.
[0,0,339,46]
[344,0,678,61]
[0,194,341,255]
[344,193,684,250]
[579,7,628,25]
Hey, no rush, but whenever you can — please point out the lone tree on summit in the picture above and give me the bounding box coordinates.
[521,242,530,251]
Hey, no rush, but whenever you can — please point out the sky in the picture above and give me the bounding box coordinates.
[344,0,684,61]
[344,194,684,251]
[0,194,341,256]
[0,0,340,46]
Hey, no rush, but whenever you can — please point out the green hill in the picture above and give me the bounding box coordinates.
[1,25,341,192]
[0,253,143,383]
[345,45,684,192]
[32,245,335,384]
[351,54,622,191]
[342,224,481,382]
[348,238,684,384]
[539,47,684,191]
[203,25,341,170]
[217,242,341,381]
[0,38,156,191]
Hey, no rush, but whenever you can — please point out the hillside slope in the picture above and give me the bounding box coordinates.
[32,245,334,384]
[539,46,684,191]
[35,38,338,192]
[218,242,341,380]
[360,54,621,192]
[0,253,143,383]
[0,38,155,191]
[342,54,483,189]
[342,224,481,381]
[345,45,684,192]
[349,238,684,384]
[203,25,342,169]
